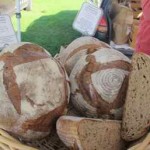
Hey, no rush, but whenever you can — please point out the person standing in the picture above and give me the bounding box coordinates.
[136,0,150,55]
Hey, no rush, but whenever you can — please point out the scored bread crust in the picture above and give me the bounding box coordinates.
[57,36,110,63]
[0,42,51,56]
[57,116,124,150]
[56,36,110,75]
[122,53,150,141]
[0,43,70,140]
[69,48,131,119]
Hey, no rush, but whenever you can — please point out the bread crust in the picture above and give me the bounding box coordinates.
[0,43,70,140]
[70,48,131,119]
[56,36,110,75]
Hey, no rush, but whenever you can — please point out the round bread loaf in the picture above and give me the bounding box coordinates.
[70,48,131,119]
[56,36,110,75]
[0,43,70,140]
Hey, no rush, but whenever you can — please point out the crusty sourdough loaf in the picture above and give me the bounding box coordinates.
[57,116,125,150]
[122,53,150,141]
[0,43,70,140]
[70,48,131,119]
[56,36,110,75]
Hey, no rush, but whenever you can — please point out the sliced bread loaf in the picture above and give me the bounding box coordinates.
[122,53,150,141]
[57,116,125,150]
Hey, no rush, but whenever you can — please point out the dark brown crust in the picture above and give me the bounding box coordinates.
[64,44,110,75]
[0,44,50,114]
[65,43,109,62]
[13,44,50,65]
[22,101,67,132]
[20,55,69,132]
[3,63,21,114]
[75,54,131,119]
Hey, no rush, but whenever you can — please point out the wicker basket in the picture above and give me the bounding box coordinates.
[25,131,69,150]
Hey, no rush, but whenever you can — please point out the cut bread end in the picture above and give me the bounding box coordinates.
[57,116,125,150]
[122,53,150,141]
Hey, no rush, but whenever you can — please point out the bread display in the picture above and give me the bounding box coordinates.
[70,48,131,119]
[57,116,125,150]
[122,53,150,141]
[0,37,150,150]
[0,43,70,140]
[56,36,110,75]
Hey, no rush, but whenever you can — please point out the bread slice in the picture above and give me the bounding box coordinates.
[57,116,125,150]
[122,53,150,141]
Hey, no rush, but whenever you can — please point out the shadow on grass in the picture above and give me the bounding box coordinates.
[22,10,81,56]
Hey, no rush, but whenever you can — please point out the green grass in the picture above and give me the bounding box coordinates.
[12,0,84,55]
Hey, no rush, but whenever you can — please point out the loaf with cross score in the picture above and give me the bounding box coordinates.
[0,42,70,141]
